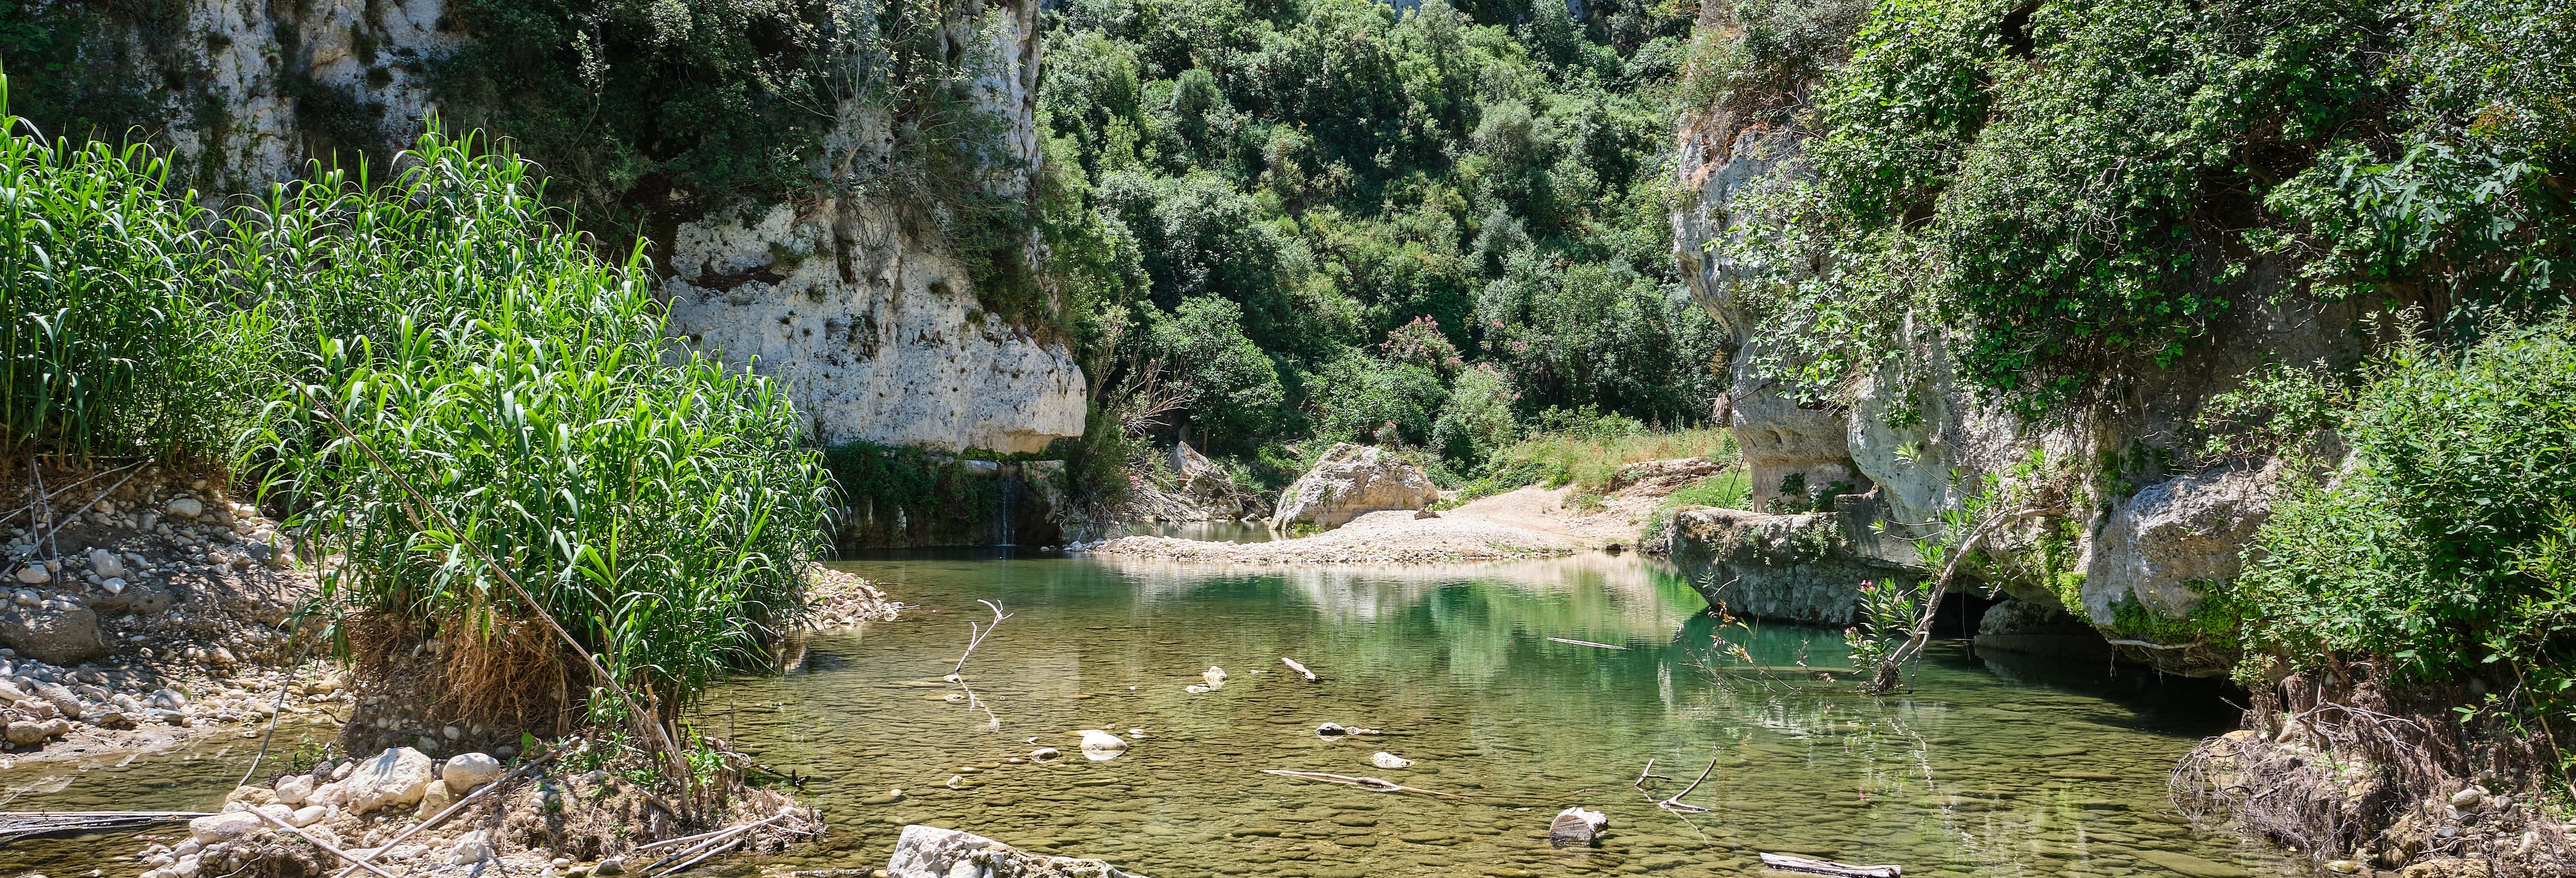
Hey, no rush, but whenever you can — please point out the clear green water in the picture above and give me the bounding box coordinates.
[0,719,334,872]
[702,552,2294,878]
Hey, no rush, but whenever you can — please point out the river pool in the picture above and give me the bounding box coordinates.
[0,551,2294,878]
[700,551,2293,878]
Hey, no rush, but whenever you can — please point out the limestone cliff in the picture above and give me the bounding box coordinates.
[1667,54,2362,676]
[24,0,1085,457]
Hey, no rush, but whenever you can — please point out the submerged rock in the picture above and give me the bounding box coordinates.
[1550,807,1608,847]
[1077,729,1128,753]
[886,824,1150,878]
[1370,751,1413,769]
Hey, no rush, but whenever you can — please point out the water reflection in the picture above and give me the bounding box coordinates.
[699,554,2290,878]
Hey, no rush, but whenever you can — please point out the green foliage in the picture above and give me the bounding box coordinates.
[1040,0,1724,469]
[2235,322,2576,698]
[1712,0,2574,414]
[241,128,834,709]
[1456,421,1732,500]
[821,440,948,518]
[1154,296,1287,449]
[0,94,237,460]
[1843,579,1915,670]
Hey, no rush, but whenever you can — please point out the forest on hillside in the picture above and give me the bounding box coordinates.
[1033,0,1726,484]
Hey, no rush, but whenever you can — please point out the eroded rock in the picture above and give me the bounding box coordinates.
[1270,443,1438,532]
[885,824,1148,878]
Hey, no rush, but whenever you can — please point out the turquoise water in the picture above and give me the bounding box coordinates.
[703,552,2293,878]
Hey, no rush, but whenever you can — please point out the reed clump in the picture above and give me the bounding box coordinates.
[0,73,834,743]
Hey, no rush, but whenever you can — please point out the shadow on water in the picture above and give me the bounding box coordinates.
[699,553,2294,878]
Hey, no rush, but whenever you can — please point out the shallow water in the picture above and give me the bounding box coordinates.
[0,719,336,872]
[1115,521,1282,543]
[703,553,2295,878]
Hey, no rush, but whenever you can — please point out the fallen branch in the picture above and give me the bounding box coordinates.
[1657,753,1722,812]
[1280,657,1318,682]
[635,809,789,855]
[952,600,1010,726]
[2104,638,2203,651]
[651,835,747,878]
[1631,757,1670,789]
[330,748,563,878]
[1546,637,1627,650]
[0,811,211,842]
[1258,769,1466,799]
[0,460,147,530]
[1758,852,1902,878]
[639,811,787,874]
[249,807,401,878]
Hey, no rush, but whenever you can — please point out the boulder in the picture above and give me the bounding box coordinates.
[2081,462,2278,676]
[0,607,107,665]
[1666,499,1923,626]
[188,811,263,845]
[1549,807,1608,847]
[443,752,504,793]
[33,682,85,719]
[885,824,1149,878]
[5,720,44,745]
[166,497,204,518]
[1269,443,1438,532]
[344,747,437,814]
[274,774,315,805]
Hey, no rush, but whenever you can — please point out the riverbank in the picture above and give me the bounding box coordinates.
[1079,459,1731,565]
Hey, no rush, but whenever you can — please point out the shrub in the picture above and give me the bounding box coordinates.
[2234,319,2576,722]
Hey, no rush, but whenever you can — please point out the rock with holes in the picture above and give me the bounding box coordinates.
[885,824,1149,878]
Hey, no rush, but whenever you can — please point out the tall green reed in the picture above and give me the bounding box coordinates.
[235,127,834,710]
[0,77,240,461]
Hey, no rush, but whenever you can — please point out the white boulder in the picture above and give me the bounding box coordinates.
[189,811,263,845]
[1371,751,1414,769]
[273,774,315,805]
[344,747,437,814]
[885,825,1147,878]
[166,497,204,518]
[443,752,504,793]
[1269,443,1438,532]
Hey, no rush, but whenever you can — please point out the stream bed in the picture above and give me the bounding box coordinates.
[702,551,2295,878]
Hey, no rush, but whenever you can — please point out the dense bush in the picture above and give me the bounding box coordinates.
[1707,0,2574,414]
[2234,322,2576,707]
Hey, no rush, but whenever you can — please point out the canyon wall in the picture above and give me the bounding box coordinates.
[1668,94,2363,677]
[22,0,1085,457]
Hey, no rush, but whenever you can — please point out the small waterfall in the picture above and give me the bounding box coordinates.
[993,466,1021,547]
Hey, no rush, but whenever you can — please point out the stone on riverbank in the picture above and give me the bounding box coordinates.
[886,824,1150,878]
[344,746,436,814]
[1269,443,1437,532]
[445,752,504,793]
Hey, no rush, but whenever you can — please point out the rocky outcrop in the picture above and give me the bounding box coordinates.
[886,824,1148,878]
[1973,599,2115,663]
[1130,441,1269,522]
[1666,497,1919,625]
[43,0,1086,461]
[1669,47,2363,675]
[1270,444,1439,532]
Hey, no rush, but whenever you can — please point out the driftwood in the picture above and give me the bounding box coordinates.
[248,807,402,878]
[1656,753,1721,812]
[1259,769,1465,799]
[1546,637,1628,650]
[1631,757,1671,788]
[0,811,211,842]
[330,748,563,878]
[1758,852,1901,877]
[1279,657,1318,681]
[638,810,791,874]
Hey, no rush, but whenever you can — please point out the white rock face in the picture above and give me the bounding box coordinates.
[344,747,437,814]
[885,824,1148,878]
[443,752,504,793]
[1269,444,1439,532]
[663,200,1085,455]
[2084,462,2282,623]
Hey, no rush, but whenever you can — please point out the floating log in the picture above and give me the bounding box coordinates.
[1546,637,1628,650]
[1759,852,1902,877]
[1280,657,1318,681]
[0,811,211,842]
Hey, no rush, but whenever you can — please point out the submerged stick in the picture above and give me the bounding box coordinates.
[1631,757,1671,788]
[1657,753,1722,812]
[1757,852,1902,878]
[1280,657,1318,682]
[1547,637,1628,650]
[1259,769,1466,799]
[651,835,747,878]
